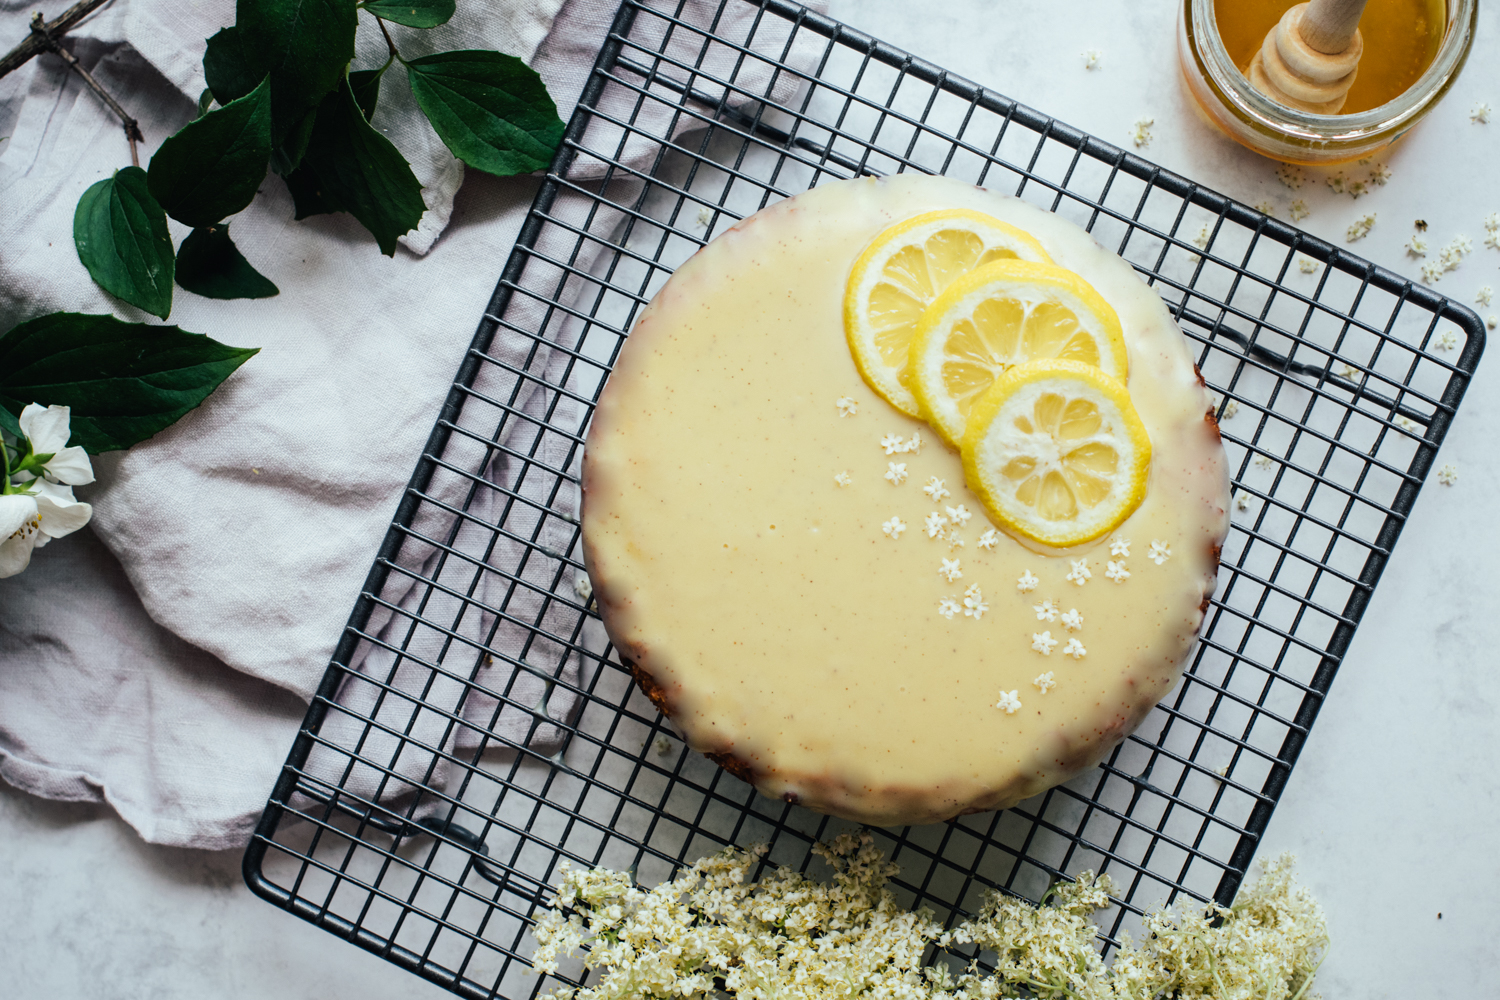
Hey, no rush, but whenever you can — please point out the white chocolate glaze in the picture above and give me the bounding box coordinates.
[582,174,1230,826]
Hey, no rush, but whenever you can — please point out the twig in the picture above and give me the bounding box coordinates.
[0,0,112,79]
[375,15,400,61]
[26,11,142,166]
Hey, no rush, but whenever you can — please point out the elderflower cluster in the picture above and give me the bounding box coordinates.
[1,404,94,578]
[532,836,1329,1000]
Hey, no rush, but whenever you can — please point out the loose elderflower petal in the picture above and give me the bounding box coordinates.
[922,476,950,501]
[882,516,907,539]
[880,433,905,455]
[945,504,972,525]
[1109,537,1130,557]
[1289,199,1310,222]
[1033,599,1058,622]
[1066,558,1091,586]
[885,462,908,485]
[1473,101,1492,124]
[1016,569,1039,592]
[977,528,999,551]
[1149,539,1171,564]
[1033,671,1056,694]
[1105,560,1130,583]
[996,689,1022,713]
[834,471,852,487]
[836,396,858,417]
[1082,48,1101,70]
[962,583,988,619]
[939,558,963,583]
[924,511,947,538]
[1031,630,1058,655]
[1064,637,1087,659]
[1060,608,1083,631]
[1437,462,1458,485]
[1130,115,1154,148]
[1346,213,1376,242]
[1478,286,1493,306]
[1435,330,1458,352]
[937,596,961,619]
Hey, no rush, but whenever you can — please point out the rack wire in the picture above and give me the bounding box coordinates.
[243,1,1484,995]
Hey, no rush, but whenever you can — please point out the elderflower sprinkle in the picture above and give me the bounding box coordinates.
[880,432,905,454]
[1478,286,1493,306]
[924,511,947,538]
[1031,630,1058,655]
[695,205,713,229]
[532,838,1330,1000]
[1016,570,1039,592]
[946,504,972,525]
[1490,314,1498,330]
[937,597,961,619]
[1254,200,1277,218]
[922,476,951,501]
[1406,235,1428,257]
[1149,539,1171,564]
[836,396,858,417]
[1437,463,1458,486]
[1421,234,1472,284]
[1130,115,1154,148]
[977,528,999,551]
[1033,599,1059,622]
[1082,48,1101,70]
[1254,453,1276,469]
[1220,398,1239,419]
[1066,558,1091,586]
[1369,163,1392,186]
[1105,560,1130,583]
[1060,608,1083,631]
[1033,671,1056,694]
[947,532,965,550]
[1235,491,1253,511]
[1064,637,1087,659]
[1297,256,1319,274]
[1346,213,1376,242]
[995,689,1022,713]
[1473,101,1492,124]
[885,461,908,485]
[1289,199,1309,222]
[654,736,673,755]
[1395,415,1419,432]
[881,516,906,539]
[939,558,963,582]
[1274,163,1303,189]
[1110,538,1130,557]
[1191,223,1211,251]
[834,471,852,487]
[962,583,988,619]
[574,574,593,602]
[1434,330,1458,352]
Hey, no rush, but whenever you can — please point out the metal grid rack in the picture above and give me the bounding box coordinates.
[244,1,1484,996]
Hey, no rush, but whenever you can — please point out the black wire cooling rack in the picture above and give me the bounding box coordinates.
[244,1,1484,995]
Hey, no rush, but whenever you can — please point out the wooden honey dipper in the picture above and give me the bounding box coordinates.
[1247,0,1369,114]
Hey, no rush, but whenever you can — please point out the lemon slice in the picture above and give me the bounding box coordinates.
[845,210,1052,416]
[909,259,1130,447]
[962,358,1150,549]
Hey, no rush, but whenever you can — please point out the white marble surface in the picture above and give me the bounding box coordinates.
[4,0,1500,996]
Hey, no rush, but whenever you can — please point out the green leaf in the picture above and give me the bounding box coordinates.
[73,167,175,319]
[0,313,258,453]
[176,225,280,300]
[238,0,359,145]
[405,50,564,177]
[298,77,424,255]
[270,107,318,175]
[147,76,272,228]
[281,167,344,219]
[350,67,383,121]
[0,406,19,440]
[358,0,455,28]
[195,88,215,120]
[203,26,261,106]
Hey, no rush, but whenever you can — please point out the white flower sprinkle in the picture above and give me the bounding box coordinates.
[1064,637,1087,659]
[922,476,951,501]
[1016,570,1039,592]
[1033,671,1056,694]
[1192,223,1212,251]
[1105,560,1131,583]
[924,511,947,538]
[1254,453,1276,469]
[836,396,858,417]
[947,532,966,551]
[1221,398,1239,419]
[654,736,673,755]
[1346,213,1376,242]
[1472,101,1492,124]
[977,528,1000,551]
[880,433,905,455]
[1061,608,1083,631]
[939,558,963,583]
[1130,115,1154,148]
[946,504,972,525]
[962,583,988,619]
[1406,236,1428,257]
[834,471,852,487]
[1421,234,1473,284]
[1149,539,1171,564]
[1435,330,1458,352]
[574,574,593,602]
[1478,286,1493,306]
[1235,491,1253,512]
[937,597,961,619]
[1031,630,1058,655]
[1297,256,1319,274]
[1110,538,1130,557]
[1275,163,1303,190]
[904,431,923,454]
[1289,200,1310,222]
[1066,558,1091,586]
[1254,200,1277,218]
[1368,163,1392,186]
[1395,415,1419,432]
[1082,48,1101,70]
[1033,599,1059,622]
[1489,314,1498,330]
[1437,463,1458,486]
[995,689,1022,713]
[884,461,908,485]
[881,516,906,539]
[694,205,713,229]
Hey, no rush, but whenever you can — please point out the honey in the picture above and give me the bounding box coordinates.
[1216,0,1446,114]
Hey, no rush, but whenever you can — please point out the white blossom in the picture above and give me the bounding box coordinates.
[16,404,94,486]
[1031,630,1058,655]
[0,480,91,578]
[1105,559,1130,583]
[1060,608,1083,631]
[1066,557,1091,586]
[977,528,999,551]
[1,404,94,579]
[962,584,987,619]
[1016,569,1039,592]
[1437,463,1458,486]
[1033,598,1058,622]
[1149,539,1171,564]
[923,511,946,538]
[1064,637,1087,659]
[945,504,972,525]
[922,476,950,501]
[833,470,852,487]
[1109,537,1130,557]
[1033,671,1056,694]
[836,396,858,417]
[995,689,1022,713]
[881,516,906,539]
[938,558,963,583]
[937,596,961,619]
[880,432,905,455]
[884,461,908,485]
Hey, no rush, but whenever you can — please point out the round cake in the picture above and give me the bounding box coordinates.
[581,174,1229,826]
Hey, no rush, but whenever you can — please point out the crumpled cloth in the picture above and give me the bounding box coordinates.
[0,0,825,849]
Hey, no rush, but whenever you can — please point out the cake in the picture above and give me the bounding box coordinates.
[581,174,1230,826]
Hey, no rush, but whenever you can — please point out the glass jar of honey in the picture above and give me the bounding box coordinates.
[1177,0,1476,164]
